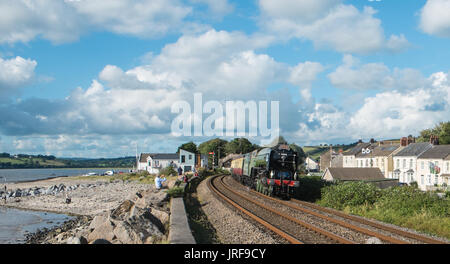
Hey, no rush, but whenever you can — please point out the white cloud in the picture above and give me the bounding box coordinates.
[328,55,425,91]
[293,71,450,144]
[258,0,409,53]
[419,0,450,37]
[0,56,37,96]
[0,0,192,44]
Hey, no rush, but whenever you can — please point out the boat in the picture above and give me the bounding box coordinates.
[83,172,98,176]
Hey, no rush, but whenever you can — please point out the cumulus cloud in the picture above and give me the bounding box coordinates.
[328,55,426,91]
[258,0,409,53]
[293,71,450,145]
[0,29,322,143]
[419,0,450,37]
[0,0,192,44]
[0,56,37,97]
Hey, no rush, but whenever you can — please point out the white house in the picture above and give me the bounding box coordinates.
[305,157,319,172]
[178,149,208,173]
[416,145,450,191]
[393,142,432,185]
[355,143,402,178]
[343,142,371,168]
[137,153,179,174]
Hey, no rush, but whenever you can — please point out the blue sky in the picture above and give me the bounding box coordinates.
[0,0,449,157]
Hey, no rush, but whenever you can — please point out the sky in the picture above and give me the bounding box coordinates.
[0,0,449,158]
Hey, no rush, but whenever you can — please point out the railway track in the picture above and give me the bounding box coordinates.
[210,175,448,244]
[289,198,447,244]
[208,175,354,244]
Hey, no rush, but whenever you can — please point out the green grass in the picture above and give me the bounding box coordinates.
[317,183,450,239]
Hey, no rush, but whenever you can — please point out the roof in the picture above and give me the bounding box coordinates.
[324,167,386,181]
[371,144,401,157]
[139,153,179,162]
[355,144,400,157]
[394,142,432,157]
[343,143,371,156]
[418,145,450,159]
[139,153,151,162]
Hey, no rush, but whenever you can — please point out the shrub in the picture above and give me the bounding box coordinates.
[167,186,184,198]
[319,181,382,210]
[159,166,177,176]
[294,176,330,202]
[376,186,449,218]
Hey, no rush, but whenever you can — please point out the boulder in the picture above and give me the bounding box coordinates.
[134,190,169,209]
[110,200,135,221]
[113,221,142,244]
[88,214,109,231]
[87,220,116,242]
[149,208,170,227]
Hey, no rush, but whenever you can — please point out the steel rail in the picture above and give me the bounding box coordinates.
[244,186,408,244]
[216,175,354,244]
[207,175,304,244]
[291,198,448,245]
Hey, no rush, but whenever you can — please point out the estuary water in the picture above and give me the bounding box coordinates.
[0,168,124,183]
[0,207,73,244]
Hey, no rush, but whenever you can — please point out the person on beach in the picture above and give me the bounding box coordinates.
[155,174,167,190]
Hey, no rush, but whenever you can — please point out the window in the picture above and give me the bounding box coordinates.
[435,175,439,185]
[447,162,450,172]
[421,161,424,170]
[409,159,413,169]
[403,159,406,169]
[181,155,185,163]
[189,154,192,160]
[421,175,424,185]
[365,159,369,167]
[396,159,400,169]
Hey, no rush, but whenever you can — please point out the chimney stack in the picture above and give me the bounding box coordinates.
[401,137,408,147]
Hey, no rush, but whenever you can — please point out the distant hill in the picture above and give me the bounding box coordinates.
[0,153,135,169]
[302,142,358,160]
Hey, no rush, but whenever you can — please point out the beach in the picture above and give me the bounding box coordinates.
[1,174,175,244]
[2,176,152,216]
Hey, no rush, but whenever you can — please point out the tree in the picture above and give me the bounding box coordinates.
[198,138,228,167]
[177,141,197,154]
[439,122,450,144]
[417,121,450,144]
[225,138,257,155]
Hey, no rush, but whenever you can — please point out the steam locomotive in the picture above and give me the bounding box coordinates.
[230,144,299,199]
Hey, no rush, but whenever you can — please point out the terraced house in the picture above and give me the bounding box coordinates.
[354,143,403,178]
[416,145,450,191]
[393,142,433,185]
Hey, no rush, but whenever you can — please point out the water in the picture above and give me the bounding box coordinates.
[0,168,128,183]
[0,207,73,244]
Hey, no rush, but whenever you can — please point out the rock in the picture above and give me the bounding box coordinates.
[113,221,142,244]
[135,190,169,208]
[67,236,81,244]
[150,208,170,227]
[87,220,116,242]
[67,235,88,244]
[88,214,109,231]
[110,200,135,221]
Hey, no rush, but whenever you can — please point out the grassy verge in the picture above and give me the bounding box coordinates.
[317,182,450,239]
